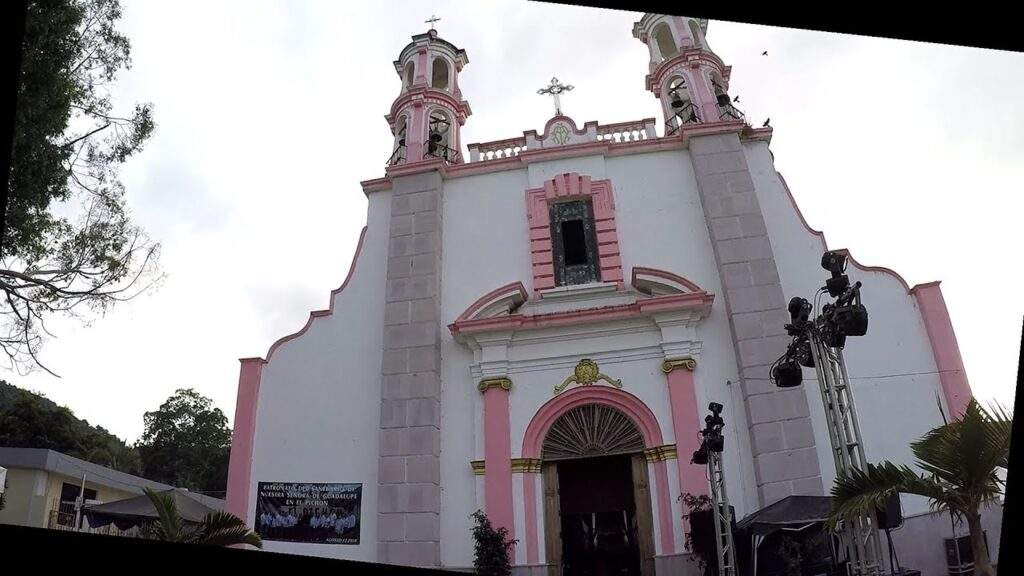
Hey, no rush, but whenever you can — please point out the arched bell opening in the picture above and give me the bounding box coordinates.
[424,109,458,163]
[388,115,408,166]
[665,76,700,135]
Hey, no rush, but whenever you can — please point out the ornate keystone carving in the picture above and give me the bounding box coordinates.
[554,358,622,394]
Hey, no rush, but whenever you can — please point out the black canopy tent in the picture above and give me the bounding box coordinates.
[736,495,837,576]
[738,495,833,535]
[84,488,218,531]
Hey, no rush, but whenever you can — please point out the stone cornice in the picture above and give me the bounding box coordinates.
[360,122,771,195]
[646,49,728,93]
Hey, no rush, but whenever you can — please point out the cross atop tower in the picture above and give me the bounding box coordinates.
[537,77,574,116]
[425,15,441,31]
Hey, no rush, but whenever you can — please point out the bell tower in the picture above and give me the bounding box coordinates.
[387,28,471,166]
[632,14,744,134]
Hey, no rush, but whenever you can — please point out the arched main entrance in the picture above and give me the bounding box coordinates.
[539,403,657,576]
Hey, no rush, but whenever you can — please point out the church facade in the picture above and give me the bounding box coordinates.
[224,14,986,575]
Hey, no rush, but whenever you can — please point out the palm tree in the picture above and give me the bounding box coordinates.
[827,399,1010,576]
[140,487,262,548]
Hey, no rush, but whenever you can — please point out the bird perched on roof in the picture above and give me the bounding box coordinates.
[733,95,740,103]
[762,51,768,56]
[762,118,771,127]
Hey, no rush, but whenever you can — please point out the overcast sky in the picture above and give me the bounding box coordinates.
[8,1,1021,442]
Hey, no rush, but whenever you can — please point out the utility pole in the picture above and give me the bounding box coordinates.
[771,251,883,576]
[73,471,87,531]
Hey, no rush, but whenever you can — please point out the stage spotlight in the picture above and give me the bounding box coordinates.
[794,338,815,368]
[708,435,724,453]
[821,250,848,275]
[771,358,803,388]
[691,443,709,465]
[822,251,850,297]
[835,303,869,336]
[788,297,811,324]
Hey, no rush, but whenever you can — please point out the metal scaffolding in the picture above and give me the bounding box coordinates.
[808,329,883,576]
[707,447,737,576]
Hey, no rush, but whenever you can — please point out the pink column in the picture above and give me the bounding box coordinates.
[688,69,718,123]
[225,357,264,520]
[663,358,708,496]
[406,101,426,162]
[912,282,973,418]
[414,48,429,86]
[481,378,515,544]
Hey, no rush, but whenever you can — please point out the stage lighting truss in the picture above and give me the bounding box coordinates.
[768,252,883,575]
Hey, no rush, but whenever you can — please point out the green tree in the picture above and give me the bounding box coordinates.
[471,510,515,576]
[136,389,232,493]
[0,392,83,452]
[139,488,261,548]
[4,0,160,374]
[827,399,1011,576]
[85,435,142,475]
[0,381,141,474]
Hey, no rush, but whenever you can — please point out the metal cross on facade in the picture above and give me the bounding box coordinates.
[537,77,574,116]
[425,15,441,31]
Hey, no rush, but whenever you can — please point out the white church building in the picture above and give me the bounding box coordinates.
[223,13,996,575]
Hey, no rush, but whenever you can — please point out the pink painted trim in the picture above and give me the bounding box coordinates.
[264,226,368,362]
[835,249,912,293]
[448,291,715,338]
[225,357,264,521]
[389,87,470,123]
[523,472,539,564]
[664,369,709,523]
[362,124,770,191]
[525,173,623,294]
[520,386,674,557]
[911,282,973,418]
[361,176,391,194]
[455,281,528,322]
[484,387,516,546]
[653,459,676,554]
[385,157,447,179]
[776,171,921,295]
[631,266,704,293]
[645,49,728,93]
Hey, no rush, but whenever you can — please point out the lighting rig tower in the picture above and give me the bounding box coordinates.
[769,251,883,576]
[692,402,737,576]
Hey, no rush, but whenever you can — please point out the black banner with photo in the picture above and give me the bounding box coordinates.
[255,482,362,544]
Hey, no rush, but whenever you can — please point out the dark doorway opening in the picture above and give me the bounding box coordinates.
[556,454,642,576]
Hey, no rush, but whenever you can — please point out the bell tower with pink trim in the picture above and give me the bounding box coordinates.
[632,14,743,134]
[387,29,472,166]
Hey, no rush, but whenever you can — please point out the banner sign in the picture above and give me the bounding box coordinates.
[255,482,362,544]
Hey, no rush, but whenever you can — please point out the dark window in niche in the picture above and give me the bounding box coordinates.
[550,200,600,287]
[561,220,587,266]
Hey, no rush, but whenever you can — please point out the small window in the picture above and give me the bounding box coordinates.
[431,58,449,90]
[653,23,677,59]
[550,200,600,286]
[404,62,415,87]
